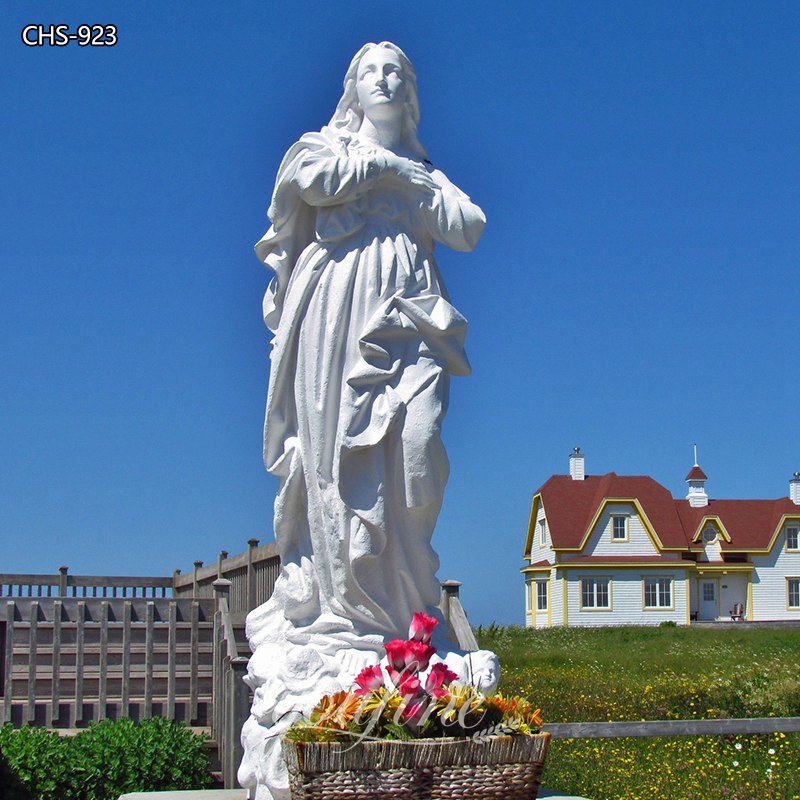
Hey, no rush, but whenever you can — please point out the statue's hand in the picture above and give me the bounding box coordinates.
[383,153,437,197]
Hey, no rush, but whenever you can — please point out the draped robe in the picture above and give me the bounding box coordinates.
[249,127,485,648]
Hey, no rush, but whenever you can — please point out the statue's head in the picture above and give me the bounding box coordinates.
[330,42,427,159]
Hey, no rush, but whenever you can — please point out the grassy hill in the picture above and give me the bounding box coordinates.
[477,625,800,799]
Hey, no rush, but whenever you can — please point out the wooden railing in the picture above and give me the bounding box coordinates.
[1,596,214,727]
[211,579,251,789]
[0,569,173,599]
[173,539,280,616]
[543,716,800,739]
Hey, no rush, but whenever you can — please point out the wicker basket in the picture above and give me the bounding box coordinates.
[282,733,551,800]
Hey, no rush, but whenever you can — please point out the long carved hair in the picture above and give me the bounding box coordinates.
[328,42,428,160]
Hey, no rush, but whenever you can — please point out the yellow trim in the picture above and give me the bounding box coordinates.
[746,514,800,554]
[557,561,691,570]
[641,575,676,611]
[686,574,691,624]
[787,577,800,611]
[547,571,553,628]
[523,493,543,559]
[578,575,613,612]
[521,564,553,573]
[785,523,800,552]
[610,514,630,543]
[557,498,681,552]
[694,563,754,573]
[746,573,753,620]
[691,516,732,544]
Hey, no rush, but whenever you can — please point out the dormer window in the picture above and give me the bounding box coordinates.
[611,515,629,542]
[702,527,718,545]
[786,526,799,551]
[539,519,548,547]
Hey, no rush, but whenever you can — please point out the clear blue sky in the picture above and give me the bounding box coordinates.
[3,1,799,625]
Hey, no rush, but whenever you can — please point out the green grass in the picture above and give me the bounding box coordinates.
[476,625,800,799]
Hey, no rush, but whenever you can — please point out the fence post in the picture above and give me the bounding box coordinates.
[227,657,249,788]
[246,539,259,612]
[58,566,69,597]
[193,561,203,596]
[217,551,229,579]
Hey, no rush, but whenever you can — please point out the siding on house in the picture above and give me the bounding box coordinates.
[576,504,659,558]
[752,527,800,620]
[562,568,688,626]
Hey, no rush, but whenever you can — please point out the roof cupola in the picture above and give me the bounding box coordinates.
[685,445,709,508]
[791,472,800,505]
[569,446,585,481]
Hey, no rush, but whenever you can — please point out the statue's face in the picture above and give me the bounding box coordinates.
[355,47,406,122]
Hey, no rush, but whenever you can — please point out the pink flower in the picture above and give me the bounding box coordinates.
[384,640,410,671]
[402,697,429,723]
[424,663,459,699]
[394,671,421,698]
[353,665,384,696]
[384,639,436,674]
[408,612,438,644]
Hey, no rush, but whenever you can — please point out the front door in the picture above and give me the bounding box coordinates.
[699,579,719,620]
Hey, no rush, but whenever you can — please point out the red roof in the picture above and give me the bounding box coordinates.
[676,499,798,550]
[534,473,800,553]
[685,465,708,481]
[535,473,688,549]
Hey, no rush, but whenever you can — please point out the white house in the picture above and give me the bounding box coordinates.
[522,449,800,627]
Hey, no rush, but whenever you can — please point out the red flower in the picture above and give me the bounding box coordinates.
[353,665,384,696]
[384,639,436,673]
[402,697,429,723]
[394,671,421,698]
[408,612,438,644]
[424,663,459,699]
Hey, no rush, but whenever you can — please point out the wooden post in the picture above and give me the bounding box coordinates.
[227,657,250,788]
[48,600,62,726]
[121,601,131,719]
[192,561,203,597]
[144,601,155,719]
[167,601,177,720]
[189,600,200,724]
[26,601,38,724]
[246,539,259,612]
[3,601,14,725]
[98,601,109,721]
[74,601,85,726]
[58,566,69,597]
[217,551,228,579]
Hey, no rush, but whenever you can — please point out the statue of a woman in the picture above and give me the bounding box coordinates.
[247,41,485,651]
[241,43,487,798]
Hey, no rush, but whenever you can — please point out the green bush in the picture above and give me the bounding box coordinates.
[0,718,212,800]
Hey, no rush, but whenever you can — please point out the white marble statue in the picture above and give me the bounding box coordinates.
[240,42,494,800]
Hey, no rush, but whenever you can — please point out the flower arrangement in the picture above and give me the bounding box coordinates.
[285,613,542,743]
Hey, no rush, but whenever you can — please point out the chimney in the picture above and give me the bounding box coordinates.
[791,472,800,505]
[685,446,708,508]
[569,447,585,481]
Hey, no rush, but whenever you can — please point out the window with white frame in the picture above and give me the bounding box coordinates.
[702,582,715,602]
[787,526,799,551]
[580,577,610,609]
[611,515,628,541]
[788,578,800,609]
[539,519,547,547]
[644,576,673,608]
[525,580,532,612]
[536,580,548,611]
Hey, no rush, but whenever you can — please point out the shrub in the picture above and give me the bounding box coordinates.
[0,718,212,800]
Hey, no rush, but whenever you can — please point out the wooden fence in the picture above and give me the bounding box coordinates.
[1,594,215,728]
[173,539,281,617]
